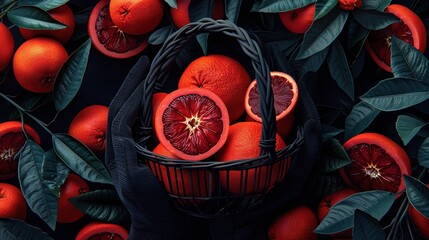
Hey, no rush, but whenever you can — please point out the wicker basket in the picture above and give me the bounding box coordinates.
[134,18,304,218]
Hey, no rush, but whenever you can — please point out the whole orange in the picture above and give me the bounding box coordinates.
[170,0,225,28]
[109,0,164,35]
[317,188,357,239]
[267,205,319,240]
[19,4,75,44]
[339,0,363,11]
[68,105,109,154]
[279,3,315,34]
[178,55,251,123]
[12,37,68,93]
[0,121,41,180]
[215,122,289,195]
[408,184,429,240]
[0,22,14,72]
[0,183,27,221]
[57,173,90,223]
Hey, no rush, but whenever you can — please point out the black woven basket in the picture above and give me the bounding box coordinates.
[134,18,304,218]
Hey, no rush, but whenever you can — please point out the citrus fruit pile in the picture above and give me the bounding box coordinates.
[149,54,299,197]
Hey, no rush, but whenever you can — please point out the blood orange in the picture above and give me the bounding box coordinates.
[215,122,289,195]
[0,121,41,180]
[339,0,363,11]
[170,0,225,29]
[0,22,14,72]
[88,0,149,59]
[279,3,315,34]
[267,205,319,240]
[154,87,229,161]
[75,222,129,240]
[365,4,427,72]
[339,133,412,195]
[0,183,27,221]
[57,173,90,223]
[245,71,298,138]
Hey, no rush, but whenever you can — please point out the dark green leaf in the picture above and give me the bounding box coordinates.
[196,33,208,56]
[360,78,429,111]
[0,218,52,240]
[353,209,386,240]
[322,124,343,142]
[296,6,348,60]
[164,0,177,8]
[295,46,329,76]
[53,39,91,112]
[314,190,395,234]
[418,137,429,168]
[18,0,68,10]
[149,25,173,45]
[314,0,337,20]
[344,101,380,141]
[70,189,128,223]
[396,115,428,146]
[41,149,70,198]
[327,40,354,100]
[18,140,57,230]
[352,9,398,30]
[225,0,242,23]
[347,17,369,49]
[350,47,366,79]
[361,0,391,11]
[391,36,429,82]
[7,6,66,30]
[404,175,429,219]
[256,0,314,12]
[52,134,113,185]
[319,138,351,173]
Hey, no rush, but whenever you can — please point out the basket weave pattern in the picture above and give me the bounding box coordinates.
[134,18,304,217]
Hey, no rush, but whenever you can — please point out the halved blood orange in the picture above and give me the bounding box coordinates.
[365,4,427,72]
[154,87,230,161]
[339,133,412,195]
[0,121,41,180]
[88,0,148,59]
[245,71,298,138]
[75,222,128,240]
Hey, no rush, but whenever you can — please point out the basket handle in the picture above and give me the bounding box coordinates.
[140,18,277,156]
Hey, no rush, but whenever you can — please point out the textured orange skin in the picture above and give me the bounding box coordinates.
[109,0,163,35]
[57,173,90,223]
[0,121,41,180]
[245,71,298,138]
[318,188,357,239]
[365,4,427,72]
[19,4,75,44]
[75,222,129,240]
[12,37,68,93]
[215,122,288,195]
[0,22,14,72]
[339,132,411,196]
[170,0,225,28]
[68,105,109,154]
[178,54,251,123]
[0,183,27,221]
[267,205,319,240]
[408,183,429,240]
[279,3,315,34]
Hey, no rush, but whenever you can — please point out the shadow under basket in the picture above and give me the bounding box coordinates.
[134,18,305,218]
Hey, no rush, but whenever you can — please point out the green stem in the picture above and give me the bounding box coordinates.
[0,0,17,19]
[0,92,53,135]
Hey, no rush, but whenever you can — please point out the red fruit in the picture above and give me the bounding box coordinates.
[0,121,41,180]
[0,22,14,72]
[0,183,27,220]
[215,122,289,195]
[268,205,319,240]
[88,0,149,59]
[75,222,129,240]
[57,173,90,223]
[318,188,357,239]
[279,3,315,34]
[170,0,225,29]
[339,133,411,195]
[408,184,429,240]
[154,87,230,161]
[338,0,363,11]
